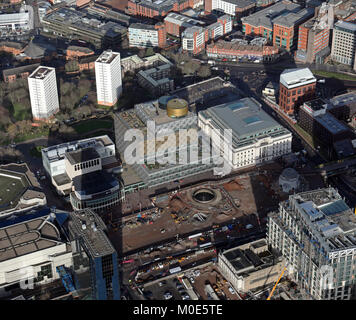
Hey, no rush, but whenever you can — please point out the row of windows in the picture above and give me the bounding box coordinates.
[74,159,100,171]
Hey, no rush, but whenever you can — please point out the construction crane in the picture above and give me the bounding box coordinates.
[266,264,288,300]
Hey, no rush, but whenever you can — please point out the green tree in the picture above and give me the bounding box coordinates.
[65,60,79,73]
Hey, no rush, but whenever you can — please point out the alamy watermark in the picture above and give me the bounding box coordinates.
[123,120,233,176]
[19,266,35,290]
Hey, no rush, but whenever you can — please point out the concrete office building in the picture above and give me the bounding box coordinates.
[95,50,122,107]
[329,92,356,122]
[0,5,32,34]
[198,98,292,171]
[66,209,120,300]
[0,207,73,298]
[267,188,356,300]
[28,66,59,121]
[41,135,124,212]
[298,99,354,158]
[128,23,166,48]
[331,20,356,66]
[279,67,316,115]
[42,7,127,49]
[114,98,216,188]
[218,239,284,293]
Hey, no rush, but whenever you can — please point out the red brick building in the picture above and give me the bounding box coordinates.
[164,12,204,37]
[206,40,279,61]
[272,8,314,51]
[66,46,94,60]
[127,0,197,18]
[279,68,316,115]
[0,41,26,55]
[2,63,40,83]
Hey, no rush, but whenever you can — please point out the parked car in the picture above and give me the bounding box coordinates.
[228,286,236,294]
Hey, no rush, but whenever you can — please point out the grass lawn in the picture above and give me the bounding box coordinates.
[73,119,113,134]
[0,173,27,212]
[312,70,356,81]
[14,128,50,143]
[12,102,31,121]
[30,145,45,158]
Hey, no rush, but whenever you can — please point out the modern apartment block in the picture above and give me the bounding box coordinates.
[206,15,233,40]
[205,0,256,18]
[66,209,120,300]
[267,188,356,300]
[182,26,208,54]
[181,15,232,55]
[198,97,292,171]
[28,66,59,121]
[331,20,356,66]
[128,23,166,48]
[279,68,316,115]
[95,50,122,107]
[295,3,333,63]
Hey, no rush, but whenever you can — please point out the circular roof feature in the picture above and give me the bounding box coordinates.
[167,98,188,118]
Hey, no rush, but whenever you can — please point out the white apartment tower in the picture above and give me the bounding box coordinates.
[95,50,122,107]
[28,66,59,120]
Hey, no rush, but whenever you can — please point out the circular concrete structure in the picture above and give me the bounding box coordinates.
[158,95,175,110]
[279,168,300,193]
[166,98,188,118]
[193,188,217,203]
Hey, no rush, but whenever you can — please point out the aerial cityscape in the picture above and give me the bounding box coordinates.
[1,0,356,306]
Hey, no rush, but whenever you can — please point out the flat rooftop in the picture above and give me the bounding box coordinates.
[0,164,45,214]
[72,170,120,196]
[304,98,327,112]
[29,66,54,80]
[273,7,314,28]
[164,12,204,27]
[288,188,356,250]
[66,147,100,165]
[334,20,356,32]
[329,92,356,108]
[199,97,289,146]
[129,23,156,30]
[42,135,114,163]
[96,50,120,64]
[315,112,350,135]
[0,208,65,262]
[241,1,301,30]
[280,68,316,89]
[68,209,115,258]
[222,239,279,273]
